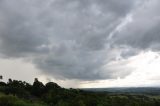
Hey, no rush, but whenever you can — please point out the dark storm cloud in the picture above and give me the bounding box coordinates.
[113,0,160,51]
[0,0,140,80]
[0,0,50,57]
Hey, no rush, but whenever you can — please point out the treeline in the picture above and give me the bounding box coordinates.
[1,78,160,106]
[0,78,63,98]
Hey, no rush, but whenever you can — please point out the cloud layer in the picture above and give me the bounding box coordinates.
[113,0,160,50]
[0,0,159,80]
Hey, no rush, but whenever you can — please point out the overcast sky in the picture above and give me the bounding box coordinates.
[1,0,160,88]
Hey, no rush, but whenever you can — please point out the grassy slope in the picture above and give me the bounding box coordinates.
[0,93,47,106]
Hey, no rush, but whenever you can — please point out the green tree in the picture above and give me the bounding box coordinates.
[32,78,44,96]
[45,82,61,91]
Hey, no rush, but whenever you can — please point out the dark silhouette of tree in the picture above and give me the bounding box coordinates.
[0,82,6,86]
[45,82,61,91]
[8,79,12,84]
[32,78,44,96]
[4,79,30,98]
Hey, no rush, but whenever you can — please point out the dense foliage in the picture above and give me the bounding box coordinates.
[1,78,160,106]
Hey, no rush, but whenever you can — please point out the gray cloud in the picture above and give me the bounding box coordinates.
[113,0,160,51]
[0,0,140,80]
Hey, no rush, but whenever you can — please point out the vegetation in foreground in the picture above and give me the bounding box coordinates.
[1,78,160,106]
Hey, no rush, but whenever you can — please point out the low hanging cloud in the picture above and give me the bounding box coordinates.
[0,0,154,80]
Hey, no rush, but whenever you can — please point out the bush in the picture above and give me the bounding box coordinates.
[0,94,47,106]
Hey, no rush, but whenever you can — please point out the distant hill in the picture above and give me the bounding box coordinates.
[83,87,160,95]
